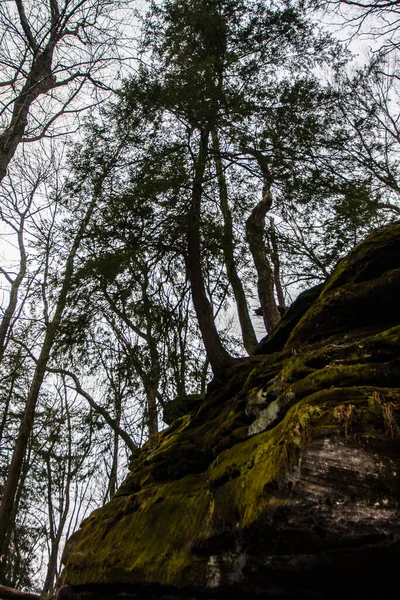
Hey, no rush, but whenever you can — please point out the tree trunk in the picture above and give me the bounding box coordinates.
[186,129,234,376]
[269,217,285,310]
[211,129,258,354]
[108,414,120,501]
[246,182,280,333]
[146,385,159,437]
[200,357,210,396]
[144,296,160,437]
[0,48,55,181]
[0,218,27,362]
[0,585,40,600]
[0,198,95,557]
[0,351,23,447]
[41,398,73,596]
[1,452,31,586]
[42,460,70,596]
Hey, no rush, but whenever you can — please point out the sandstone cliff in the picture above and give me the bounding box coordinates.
[61,223,400,598]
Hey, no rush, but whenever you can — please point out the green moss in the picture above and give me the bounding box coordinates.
[65,474,211,586]
[64,379,400,587]
[323,222,400,293]
[243,352,288,392]
[285,224,400,350]
[242,325,400,437]
[273,324,400,390]
[288,359,400,400]
[255,282,325,355]
[208,385,400,530]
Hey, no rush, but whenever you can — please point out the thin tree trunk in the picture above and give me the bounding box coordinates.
[108,397,121,500]
[107,319,161,439]
[211,129,258,354]
[42,516,67,596]
[146,385,158,437]
[246,182,280,333]
[269,217,285,310]
[143,288,160,437]
[0,350,23,446]
[0,198,95,557]
[99,264,163,439]
[42,396,73,596]
[200,358,210,396]
[0,218,27,362]
[42,457,67,596]
[186,129,234,376]
[1,444,32,586]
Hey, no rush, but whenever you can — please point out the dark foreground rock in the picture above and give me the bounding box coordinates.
[61,224,400,599]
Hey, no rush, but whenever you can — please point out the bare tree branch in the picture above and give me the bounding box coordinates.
[15,1,38,53]
[47,367,138,454]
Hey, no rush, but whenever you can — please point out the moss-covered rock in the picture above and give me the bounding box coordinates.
[255,282,324,355]
[162,393,204,425]
[61,224,400,599]
[286,222,400,349]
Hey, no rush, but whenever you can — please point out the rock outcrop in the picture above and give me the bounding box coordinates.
[61,224,400,599]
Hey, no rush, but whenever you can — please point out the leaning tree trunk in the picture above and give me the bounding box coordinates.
[211,129,258,354]
[0,46,56,182]
[47,367,138,455]
[246,182,281,333]
[186,129,234,376]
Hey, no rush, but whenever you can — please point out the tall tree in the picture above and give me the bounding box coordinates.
[118,0,344,371]
[211,129,258,354]
[0,0,129,181]
[0,125,127,566]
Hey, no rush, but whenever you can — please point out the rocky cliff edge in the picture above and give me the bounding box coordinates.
[61,223,400,598]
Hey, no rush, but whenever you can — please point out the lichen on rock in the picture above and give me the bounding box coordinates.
[61,224,400,599]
